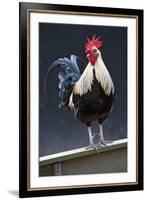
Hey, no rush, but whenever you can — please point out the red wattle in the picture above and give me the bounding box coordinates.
[88,54,97,65]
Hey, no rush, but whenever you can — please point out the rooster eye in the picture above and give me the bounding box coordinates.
[93,49,97,53]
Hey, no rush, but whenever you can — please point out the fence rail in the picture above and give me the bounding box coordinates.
[39,138,127,176]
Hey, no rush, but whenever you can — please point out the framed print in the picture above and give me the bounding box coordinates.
[19,2,143,198]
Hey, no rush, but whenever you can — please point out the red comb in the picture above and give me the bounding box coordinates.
[85,35,103,53]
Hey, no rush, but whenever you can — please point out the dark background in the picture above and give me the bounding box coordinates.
[39,23,127,157]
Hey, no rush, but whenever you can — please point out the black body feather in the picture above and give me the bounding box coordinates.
[73,70,114,126]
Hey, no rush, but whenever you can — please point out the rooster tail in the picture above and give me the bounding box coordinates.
[44,55,81,96]
[44,55,82,108]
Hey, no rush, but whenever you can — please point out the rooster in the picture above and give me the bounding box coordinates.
[45,35,115,148]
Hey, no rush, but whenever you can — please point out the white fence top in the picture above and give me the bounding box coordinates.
[40,138,127,167]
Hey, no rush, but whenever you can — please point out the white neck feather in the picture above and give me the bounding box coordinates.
[74,53,114,96]
[74,63,94,96]
[95,56,114,95]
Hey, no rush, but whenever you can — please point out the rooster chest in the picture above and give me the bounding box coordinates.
[72,75,114,124]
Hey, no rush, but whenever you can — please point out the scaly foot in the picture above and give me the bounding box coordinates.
[86,142,100,153]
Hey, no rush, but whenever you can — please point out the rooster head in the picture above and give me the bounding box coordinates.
[85,35,103,65]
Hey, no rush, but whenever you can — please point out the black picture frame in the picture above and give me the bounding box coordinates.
[19,2,143,198]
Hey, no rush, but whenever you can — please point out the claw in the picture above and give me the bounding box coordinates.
[97,140,113,147]
[86,143,100,153]
[86,144,97,149]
